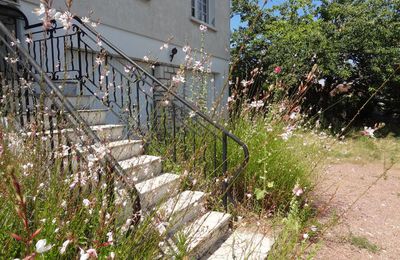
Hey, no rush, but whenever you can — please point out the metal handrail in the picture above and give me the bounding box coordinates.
[72,17,249,207]
[0,20,141,211]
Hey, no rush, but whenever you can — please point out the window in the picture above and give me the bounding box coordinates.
[191,0,215,26]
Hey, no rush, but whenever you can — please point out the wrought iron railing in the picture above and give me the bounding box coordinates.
[23,17,249,209]
[0,20,141,217]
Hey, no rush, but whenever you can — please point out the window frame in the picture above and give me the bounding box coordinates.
[191,0,215,26]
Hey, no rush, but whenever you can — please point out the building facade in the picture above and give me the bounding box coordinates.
[0,0,231,111]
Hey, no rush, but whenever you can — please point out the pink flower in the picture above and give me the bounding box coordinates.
[274,66,282,74]
[292,184,303,197]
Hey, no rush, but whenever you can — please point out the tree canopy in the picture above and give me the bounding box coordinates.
[231,0,400,130]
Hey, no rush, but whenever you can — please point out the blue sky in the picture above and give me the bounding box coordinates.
[231,0,286,30]
[231,0,321,30]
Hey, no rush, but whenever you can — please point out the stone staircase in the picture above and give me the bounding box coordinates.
[51,80,275,259]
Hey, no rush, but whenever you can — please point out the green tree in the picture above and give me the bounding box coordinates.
[231,0,400,130]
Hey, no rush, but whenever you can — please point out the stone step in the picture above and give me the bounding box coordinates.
[119,155,162,183]
[58,139,143,165]
[205,231,275,260]
[158,190,206,235]
[107,139,144,161]
[52,80,80,96]
[29,124,125,146]
[66,95,101,110]
[77,109,109,126]
[135,173,180,210]
[182,211,232,259]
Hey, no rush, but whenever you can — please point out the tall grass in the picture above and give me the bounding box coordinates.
[229,114,315,213]
[0,125,162,259]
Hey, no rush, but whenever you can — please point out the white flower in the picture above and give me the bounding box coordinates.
[182,45,190,53]
[361,126,376,138]
[91,22,98,28]
[82,199,91,207]
[249,100,264,109]
[81,16,90,23]
[36,239,53,253]
[80,248,97,260]
[310,225,318,232]
[303,233,309,239]
[199,24,208,32]
[10,39,20,46]
[143,56,149,62]
[172,74,185,84]
[60,239,71,254]
[318,79,326,87]
[25,37,33,44]
[109,252,115,259]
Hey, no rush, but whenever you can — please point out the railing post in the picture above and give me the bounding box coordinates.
[222,132,228,210]
[77,28,83,95]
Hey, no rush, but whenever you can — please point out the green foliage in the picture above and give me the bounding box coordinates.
[0,129,161,259]
[229,115,314,212]
[231,0,400,128]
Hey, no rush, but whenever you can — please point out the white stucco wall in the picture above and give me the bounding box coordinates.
[16,0,230,109]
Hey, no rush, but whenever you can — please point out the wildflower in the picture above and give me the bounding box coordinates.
[189,111,196,118]
[302,233,309,240]
[36,239,53,253]
[10,39,20,46]
[182,45,190,53]
[274,66,282,74]
[57,11,73,30]
[95,57,103,65]
[318,79,326,87]
[172,74,185,84]
[199,24,208,32]
[246,193,252,198]
[143,56,149,62]
[160,43,169,50]
[361,126,376,138]
[81,16,90,23]
[60,239,71,254]
[292,183,303,197]
[249,100,264,109]
[80,248,97,260]
[90,22,98,28]
[107,231,113,244]
[109,252,115,259]
[310,225,318,232]
[82,199,91,207]
[280,125,295,141]
[25,37,33,44]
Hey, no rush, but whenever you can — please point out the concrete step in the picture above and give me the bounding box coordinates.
[66,95,100,110]
[135,173,180,210]
[31,124,125,146]
[181,211,232,259]
[108,139,144,161]
[77,109,109,126]
[119,155,162,183]
[205,231,275,260]
[158,190,207,235]
[52,80,80,96]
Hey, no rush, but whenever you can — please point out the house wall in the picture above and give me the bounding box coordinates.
[16,0,231,110]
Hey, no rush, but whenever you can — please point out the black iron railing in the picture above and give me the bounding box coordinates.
[23,17,249,209]
[0,20,141,216]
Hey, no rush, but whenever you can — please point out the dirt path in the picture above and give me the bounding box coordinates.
[314,162,400,260]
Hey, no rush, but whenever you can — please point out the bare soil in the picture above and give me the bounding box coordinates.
[313,162,400,259]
